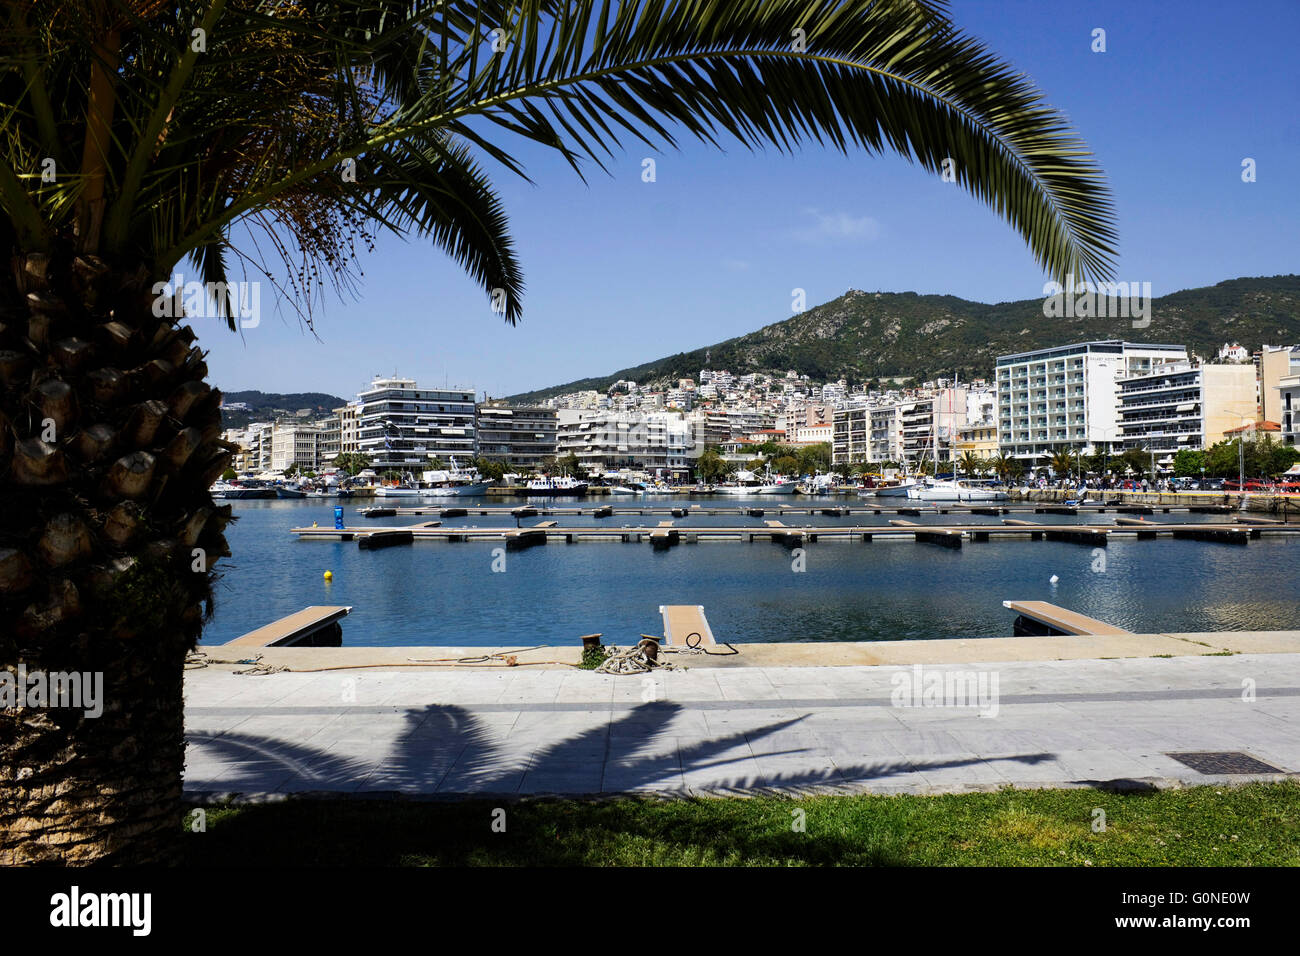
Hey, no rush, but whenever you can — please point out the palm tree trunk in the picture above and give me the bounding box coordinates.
[0,251,232,864]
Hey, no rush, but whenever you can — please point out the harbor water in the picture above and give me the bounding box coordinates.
[201,497,1300,647]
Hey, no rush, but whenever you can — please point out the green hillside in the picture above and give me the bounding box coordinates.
[218,390,347,429]
[507,275,1300,401]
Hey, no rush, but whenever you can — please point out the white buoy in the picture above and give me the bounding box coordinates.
[1049,574,1059,584]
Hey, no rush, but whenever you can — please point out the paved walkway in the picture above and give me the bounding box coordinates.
[184,653,1300,798]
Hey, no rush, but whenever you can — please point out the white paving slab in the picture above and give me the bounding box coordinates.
[185,653,1300,798]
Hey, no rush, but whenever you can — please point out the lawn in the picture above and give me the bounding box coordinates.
[184,780,1300,866]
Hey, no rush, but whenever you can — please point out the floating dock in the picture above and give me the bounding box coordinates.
[227,605,352,647]
[660,605,717,647]
[292,520,1297,547]
[1003,600,1131,637]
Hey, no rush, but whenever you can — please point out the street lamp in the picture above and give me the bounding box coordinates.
[1227,412,1256,494]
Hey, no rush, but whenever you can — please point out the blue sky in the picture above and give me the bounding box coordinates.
[202,0,1300,402]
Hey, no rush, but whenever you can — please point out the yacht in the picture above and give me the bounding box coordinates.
[865,479,919,498]
[714,469,799,495]
[906,478,1009,502]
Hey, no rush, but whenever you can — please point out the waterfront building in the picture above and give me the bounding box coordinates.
[336,404,361,456]
[954,422,999,459]
[1117,362,1258,454]
[314,415,341,463]
[833,404,903,466]
[475,404,558,469]
[269,421,320,472]
[996,340,1189,462]
[900,388,968,465]
[1260,345,1300,426]
[1278,374,1299,446]
[557,409,698,476]
[356,376,476,472]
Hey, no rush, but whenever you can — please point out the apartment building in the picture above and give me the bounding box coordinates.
[832,404,904,465]
[1260,345,1300,425]
[557,409,698,476]
[1278,374,1299,447]
[475,404,558,469]
[269,422,320,472]
[356,376,476,472]
[996,340,1188,461]
[1117,362,1258,454]
[336,404,361,456]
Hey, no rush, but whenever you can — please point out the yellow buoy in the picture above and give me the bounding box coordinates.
[323,570,333,581]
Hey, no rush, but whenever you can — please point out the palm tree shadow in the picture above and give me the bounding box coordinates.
[185,700,1062,798]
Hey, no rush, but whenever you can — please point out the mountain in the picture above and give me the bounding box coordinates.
[506,275,1300,401]
[218,390,347,429]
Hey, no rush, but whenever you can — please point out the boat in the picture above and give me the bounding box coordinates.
[375,472,427,498]
[714,468,800,495]
[906,478,1009,502]
[220,479,278,499]
[421,457,494,497]
[374,484,426,498]
[865,479,918,498]
[276,483,308,499]
[612,483,647,495]
[525,475,589,496]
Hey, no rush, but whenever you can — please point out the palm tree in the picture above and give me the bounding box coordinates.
[1048,449,1078,481]
[989,452,1018,484]
[1,0,1116,863]
[958,451,983,481]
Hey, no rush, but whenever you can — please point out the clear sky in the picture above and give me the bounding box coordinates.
[201,0,1300,403]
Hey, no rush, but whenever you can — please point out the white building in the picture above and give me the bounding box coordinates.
[356,376,476,472]
[265,422,320,472]
[996,340,1189,461]
[557,410,698,476]
[1279,374,1299,447]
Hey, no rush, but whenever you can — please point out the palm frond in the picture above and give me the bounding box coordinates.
[0,0,1117,329]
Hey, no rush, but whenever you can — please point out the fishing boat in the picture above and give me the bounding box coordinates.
[714,468,799,495]
[525,475,588,496]
[421,457,494,497]
[276,484,308,499]
[375,472,427,498]
[612,482,647,495]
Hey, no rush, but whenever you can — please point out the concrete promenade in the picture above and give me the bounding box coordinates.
[184,638,1300,799]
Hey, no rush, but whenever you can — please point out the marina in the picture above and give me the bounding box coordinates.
[200,497,1300,648]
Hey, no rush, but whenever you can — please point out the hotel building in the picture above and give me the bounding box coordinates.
[996,340,1188,461]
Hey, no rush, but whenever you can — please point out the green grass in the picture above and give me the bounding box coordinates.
[183,781,1300,866]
